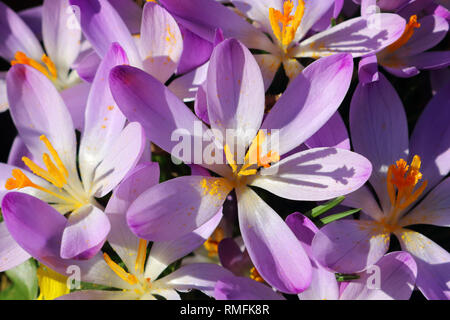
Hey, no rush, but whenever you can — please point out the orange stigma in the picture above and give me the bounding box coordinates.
[386,15,421,53]
[387,155,427,212]
[269,0,305,49]
[11,51,57,80]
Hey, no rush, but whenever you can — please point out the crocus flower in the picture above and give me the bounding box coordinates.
[358,3,449,82]
[109,38,372,294]
[2,162,233,300]
[159,0,406,88]
[311,74,450,300]
[286,212,417,300]
[0,43,144,265]
[0,0,88,125]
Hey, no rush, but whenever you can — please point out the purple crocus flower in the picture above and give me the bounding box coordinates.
[359,3,449,82]
[0,43,145,267]
[1,162,232,300]
[0,0,88,126]
[311,74,450,300]
[286,212,417,300]
[159,0,406,88]
[109,38,372,294]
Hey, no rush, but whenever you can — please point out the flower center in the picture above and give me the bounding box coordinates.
[5,135,87,211]
[224,130,280,178]
[11,51,57,81]
[385,15,421,53]
[386,155,427,224]
[103,239,152,296]
[203,227,225,257]
[269,0,305,51]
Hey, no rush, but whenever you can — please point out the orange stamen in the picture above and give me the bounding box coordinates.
[386,15,421,53]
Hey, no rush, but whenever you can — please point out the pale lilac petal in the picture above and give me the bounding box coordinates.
[358,54,379,84]
[1,192,130,289]
[168,62,209,102]
[206,39,265,148]
[400,178,450,228]
[69,0,141,66]
[282,58,304,81]
[78,43,128,192]
[106,162,159,271]
[158,263,233,297]
[0,222,30,272]
[7,136,33,170]
[342,185,384,221]
[251,147,372,201]
[215,276,285,300]
[72,48,101,83]
[140,2,183,83]
[42,0,82,73]
[350,73,409,213]
[286,212,339,300]
[0,2,43,61]
[409,80,450,190]
[305,112,350,150]
[145,210,223,280]
[60,82,91,131]
[194,83,209,124]
[294,0,335,41]
[91,122,145,197]
[57,290,137,300]
[0,74,7,112]
[261,53,353,155]
[395,229,450,300]
[237,187,312,294]
[294,14,406,58]
[340,251,417,300]
[18,6,43,40]
[159,0,276,52]
[254,54,281,90]
[127,176,232,241]
[60,204,111,259]
[6,65,78,176]
[312,219,390,273]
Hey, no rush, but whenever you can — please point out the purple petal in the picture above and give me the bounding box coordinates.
[168,62,209,102]
[60,204,111,260]
[158,263,233,297]
[69,0,141,66]
[237,187,312,294]
[215,276,285,300]
[254,54,281,90]
[395,229,450,300]
[261,53,353,156]
[91,122,145,197]
[6,64,78,175]
[251,147,372,201]
[206,39,265,148]
[404,51,450,70]
[358,54,379,84]
[350,73,408,213]
[109,0,142,35]
[340,251,417,300]
[342,185,384,221]
[400,177,450,228]
[105,162,159,271]
[127,176,232,241]
[18,6,43,40]
[409,80,450,190]
[146,210,223,280]
[42,0,82,72]
[78,43,128,191]
[72,48,101,83]
[294,14,406,58]
[0,1,43,61]
[60,82,91,131]
[312,219,390,273]
[218,238,250,276]
[7,136,33,170]
[139,2,183,83]
[305,112,350,150]
[0,222,30,272]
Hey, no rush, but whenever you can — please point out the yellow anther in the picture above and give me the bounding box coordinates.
[135,239,148,274]
[40,135,68,178]
[103,253,138,286]
[11,51,58,80]
[224,144,237,173]
[249,267,264,283]
[269,0,305,49]
[203,227,225,257]
[386,15,421,53]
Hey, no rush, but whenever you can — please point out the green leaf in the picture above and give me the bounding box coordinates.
[320,208,362,225]
[309,196,346,218]
[331,18,337,27]
[0,259,38,300]
[336,273,360,282]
